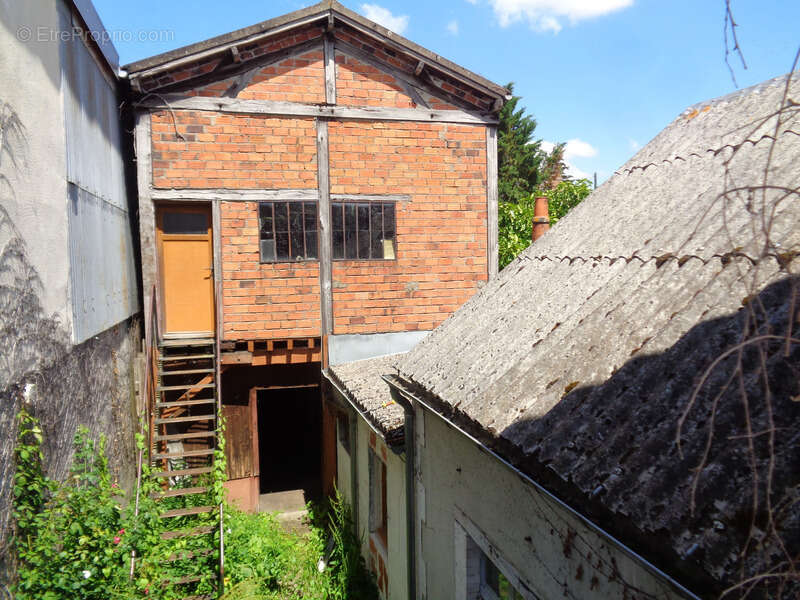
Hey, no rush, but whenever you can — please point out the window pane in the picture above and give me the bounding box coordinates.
[370,204,383,258]
[304,203,318,259]
[260,239,275,262]
[274,202,288,234]
[162,212,207,234]
[345,204,358,259]
[357,204,370,259]
[332,203,344,260]
[275,231,289,260]
[383,203,395,239]
[259,203,274,240]
[289,202,304,259]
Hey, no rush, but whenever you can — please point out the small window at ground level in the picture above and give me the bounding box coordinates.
[337,413,350,453]
[259,201,318,262]
[332,202,396,260]
[368,448,388,546]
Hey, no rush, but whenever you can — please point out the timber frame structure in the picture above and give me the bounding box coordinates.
[126,1,507,559]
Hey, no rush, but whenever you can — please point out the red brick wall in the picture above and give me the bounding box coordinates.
[329,121,488,334]
[188,49,325,103]
[151,111,317,189]
[220,201,321,340]
[335,52,415,108]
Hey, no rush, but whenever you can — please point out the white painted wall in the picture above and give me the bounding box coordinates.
[339,416,408,600]
[0,0,70,325]
[415,404,689,600]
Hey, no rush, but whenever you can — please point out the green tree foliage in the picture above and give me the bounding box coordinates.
[497,83,592,268]
[498,179,593,269]
[498,83,546,204]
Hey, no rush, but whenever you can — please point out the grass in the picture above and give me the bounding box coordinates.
[220,492,379,600]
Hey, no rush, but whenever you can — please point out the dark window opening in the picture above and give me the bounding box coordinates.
[162,211,208,235]
[332,202,396,260]
[337,413,350,453]
[259,201,318,262]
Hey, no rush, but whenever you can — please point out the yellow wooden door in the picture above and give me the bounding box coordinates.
[157,206,215,335]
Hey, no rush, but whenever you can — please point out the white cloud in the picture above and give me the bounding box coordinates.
[541,139,596,180]
[360,4,409,34]
[447,20,460,35]
[466,0,478,4]
[563,138,597,160]
[489,0,633,33]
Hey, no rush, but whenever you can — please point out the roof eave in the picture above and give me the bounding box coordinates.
[123,0,508,104]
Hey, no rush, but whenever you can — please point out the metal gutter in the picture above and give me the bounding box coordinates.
[383,375,702,600]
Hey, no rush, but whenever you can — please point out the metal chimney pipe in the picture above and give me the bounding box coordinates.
[532,196,550,241]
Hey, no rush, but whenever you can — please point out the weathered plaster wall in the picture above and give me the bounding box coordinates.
[0,0,139,580]
[415,404,688,600]
[350,417,408,600]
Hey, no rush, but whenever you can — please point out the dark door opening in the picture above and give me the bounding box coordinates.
[257,386,322,501]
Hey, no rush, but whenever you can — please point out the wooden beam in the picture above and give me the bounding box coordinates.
[231,45,241,63]
[137,95,498,125]
[134,112,158,340]
[486,125,499,279]
[150,188,412,203]
[324,34,336,105]
[212,200,223,337]
[334,39,487,116]
[414,60,424,76]
[316,119,333,365]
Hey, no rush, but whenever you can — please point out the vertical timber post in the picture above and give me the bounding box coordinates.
[486,125,499,279]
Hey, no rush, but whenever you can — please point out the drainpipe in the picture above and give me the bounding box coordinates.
[384,376,702,600]
[383,377,416,600]
[532,196,550,241]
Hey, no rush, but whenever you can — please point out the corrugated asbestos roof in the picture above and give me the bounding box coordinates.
[397,74,800,593]
[327,353,406,443]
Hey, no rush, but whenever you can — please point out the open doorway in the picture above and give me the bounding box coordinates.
[257,384,322,502]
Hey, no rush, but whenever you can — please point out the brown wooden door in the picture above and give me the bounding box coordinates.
[157,205,215,335]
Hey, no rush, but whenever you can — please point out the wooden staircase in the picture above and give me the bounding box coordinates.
[151,338,221,600]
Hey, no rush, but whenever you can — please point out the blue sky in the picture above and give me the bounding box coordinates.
[94,0,799,182]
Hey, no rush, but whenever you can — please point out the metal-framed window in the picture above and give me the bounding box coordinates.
[258,201,318,262]
[332,201,396,260]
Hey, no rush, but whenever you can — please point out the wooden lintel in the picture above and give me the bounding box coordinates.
[138,95,498,125]
[220,351,253,365]
[150,188,412,203]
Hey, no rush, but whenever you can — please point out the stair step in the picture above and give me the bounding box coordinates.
[160,505,215,519]
[153,467,213,478]
[158,383,215,392]
[160,368,215,376]
[157,398,216,409]
[155,431,216,442]
[154,415,215,425]
[160,338,214,347]
[152,486,209,499]
[160,354,215,362]
[167,549,213,562]
[154,448,215,460]
[161,525,215,540]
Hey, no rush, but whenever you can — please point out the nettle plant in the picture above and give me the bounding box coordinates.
[13,409,131,599]
[12,411,226,600]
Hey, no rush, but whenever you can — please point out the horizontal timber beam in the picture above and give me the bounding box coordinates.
[150,188,411,203]
[137,95,498,125]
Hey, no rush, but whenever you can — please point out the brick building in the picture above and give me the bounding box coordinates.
[125,0,507,555]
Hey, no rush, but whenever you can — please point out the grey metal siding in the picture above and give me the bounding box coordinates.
[60,3,138,342]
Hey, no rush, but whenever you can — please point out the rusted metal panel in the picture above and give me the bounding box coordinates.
[61,6,138,343]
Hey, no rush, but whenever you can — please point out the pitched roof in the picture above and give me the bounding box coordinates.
[396,74,800,594]
[327,353,406,444]
[122,0,508,104]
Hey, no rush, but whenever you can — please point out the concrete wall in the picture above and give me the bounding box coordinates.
[337,414,408,600]
[0,0,139,578]
[414,403,688,600]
